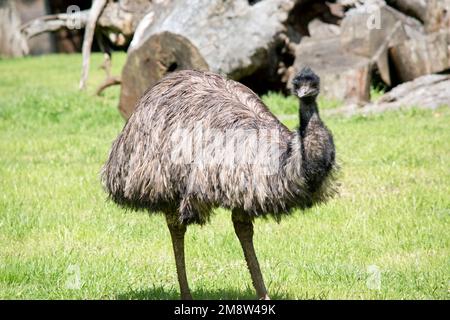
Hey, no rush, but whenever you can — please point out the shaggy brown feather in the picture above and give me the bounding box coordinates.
[101,69,337,224]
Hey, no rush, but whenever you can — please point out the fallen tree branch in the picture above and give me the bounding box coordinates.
[20,11,89,39]
[19,0,153,92]
[95,75,122,95]
[95,34,121,96]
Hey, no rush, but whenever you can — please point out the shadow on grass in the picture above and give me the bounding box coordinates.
[116,286,288,300]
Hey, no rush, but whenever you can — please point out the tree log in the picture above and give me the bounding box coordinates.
[131,0,294,77]
[385,0,427,23]
[20,11,90,39]
[289,31,371,105]
[340,2,425,84]
[364,74,450,113]
[119,0,313,118]
[119,31,209,118]
[340,3,423,58]
[388,0,450,33]
[97,0,152,37]
[390,30,450,82]
[326,74,450,116]
[424,0,450,33]
[0,0,29,57]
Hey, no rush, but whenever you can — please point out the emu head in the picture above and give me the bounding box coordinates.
[292,67,320,99]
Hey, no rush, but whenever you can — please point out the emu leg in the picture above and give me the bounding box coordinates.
[166,216,192,300]
[232,210,270,300]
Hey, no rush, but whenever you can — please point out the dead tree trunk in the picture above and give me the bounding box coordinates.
[0,0,29,57]
[20,0,153,91]
[79,0,108,90]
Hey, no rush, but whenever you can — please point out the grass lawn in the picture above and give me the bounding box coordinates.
[0,53,449,299]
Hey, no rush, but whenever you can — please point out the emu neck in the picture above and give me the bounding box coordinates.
[299,96,319,136]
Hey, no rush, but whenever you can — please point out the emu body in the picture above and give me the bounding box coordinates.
[102,69,336,299]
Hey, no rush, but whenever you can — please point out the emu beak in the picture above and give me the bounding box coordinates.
[297,86,310,98]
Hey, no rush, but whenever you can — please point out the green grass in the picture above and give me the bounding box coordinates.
[370,84,387,102]
[0,54,449,300]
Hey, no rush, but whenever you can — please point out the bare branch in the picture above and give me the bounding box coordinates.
[79,0,108,90]
[20,11,89,39]
[96,76,122,96]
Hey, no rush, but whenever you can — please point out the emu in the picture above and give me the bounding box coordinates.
[102,67,336,300]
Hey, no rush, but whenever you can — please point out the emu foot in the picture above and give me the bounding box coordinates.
[181,292,193,300]
[259,294,271,300]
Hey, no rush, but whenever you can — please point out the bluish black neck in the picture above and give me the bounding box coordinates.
[299,96,319,136]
